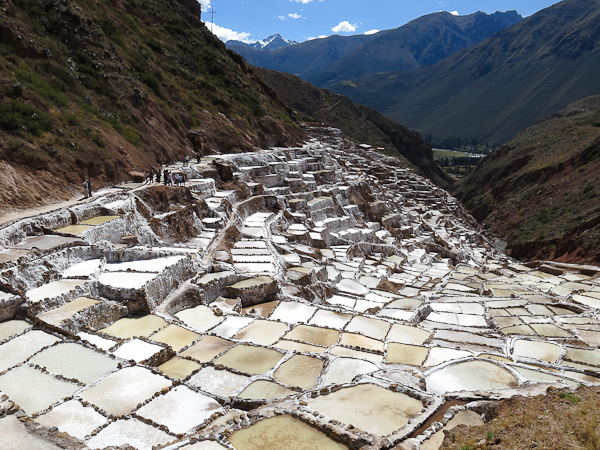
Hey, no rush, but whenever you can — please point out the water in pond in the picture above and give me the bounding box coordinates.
[180,336,235,363]
[112,338,163,363]
[345,316,391,340]
[27,279,88,303]
[238,380,295,400]
[273,354,323,389]
[149,324,201,352]
[283,325,339,347]
[54,224,93,235]
[80,215,121,225]
[99,315,167,339]
[0,365,79,415]
[0,330,60,372]
[79,366,171,416]
[86,417,173,450]
[36,400,107,439]
[426,360,519,394]
[37,297,99,326]
[0,320,31,342]
[229,414,348,450]
[323,357,377,386]
[176,305,224,332]
[158,356,201,380]
[137,385,222,435]
[386,343,429,366]
[29,342,121,384]
[339,333,384,353]
[188,366,249,397]
[512,339,562,363]
[214,344,284,374]
[233,320,289,346]
[307,383,423,436]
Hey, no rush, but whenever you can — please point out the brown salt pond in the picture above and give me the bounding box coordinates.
[229,414,348,450]
[214,344,284,374]
[180,336,235,363]
[237,380,295,400]
[158,356,202,380]
[273,354,323,389]
[283,325,340,347]
[99,315,168,339]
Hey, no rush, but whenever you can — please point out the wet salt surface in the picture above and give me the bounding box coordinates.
[0,320,32,342]
[137,385,222,434]
[188,366,249,397]
[98,272,157,289]
[62,259,102,278]
[37,297,99,326]
[86,417,174,450]
[27,279,88,303]
[0,330,61,372]
[36,400,108,439]
[112,338,163,362]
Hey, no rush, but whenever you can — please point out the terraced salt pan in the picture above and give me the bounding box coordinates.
[229,415,348,450]
[426,360,519,394]
[188,366,249,397]
[309,310,352,329]
[339,332,384,353]
[157,356,201,380]
[238,380,295,399]
[37,297,99,327]
[424,347,473,367]
[284,325,340,347]
[36,400,107,439]
[0,365,79,415]
[233,320,289,346]
[273,354,323,389]
[112,338,164,363]
[79,215,121,225]
[214,344,284,375]
[54,224,93,235]
[30,342,121,384]
[307,383,423,436]
[99,315,167,339]
[0,330,60,372]
[86,418,174,450]
[62,259,102,278]
[346,316,391,340]
[512,340,562,363]
[274,340,328,354]
[79,366,171,416]
[514,367,577,387]
[103,256,185,273]
[137,385,222,434]
[27,279,88,303]
[98,272,157,289]
[176,305,224,332]
[211,316,255,338]
[269,301,317,324]
[386,343,429,366]
[337,279,369,296]
[0,320,32,342]
[150,324,201,351]
[323,357,378,385]
[180,336,235,362]
[77,332,116,351]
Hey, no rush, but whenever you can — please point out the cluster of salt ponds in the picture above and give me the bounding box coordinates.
[1,138,600,450]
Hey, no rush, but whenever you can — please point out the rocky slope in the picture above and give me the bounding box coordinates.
[253,67,453,188]
[0,0,305,214]
[328,0,600,147]
[452,95,600,264]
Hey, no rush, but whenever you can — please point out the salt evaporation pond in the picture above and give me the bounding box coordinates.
[79,366,171,416]
[37,297,99,327]
[214,344,284,374]
[323,357,378,385]
[79,215,121,225]
[180,336,235,362]
[0,320,31,342]
[98,272,157,290]
[112,338,164,363]
[229,415,348,450]
[99,315,167,339]
[62,259,103,278]
[283,325,339,347]
[238,380,295,400]
[176,305,224,332]
[29,342,121,384]
[0,330,60,372]
[36,400,108,439]
[26,279,88,303]
[77,331,116,352]
[307,383,423,436]
[86,417,174,450]
[273,354,323,389]
[234,320,289,346]
[137,385,222,434]
[158,356,202,380]
[103,256,185,273]
[426,360,520,394]
[188,367,249,397]
[150,324,201,351]
[0,365,79,415]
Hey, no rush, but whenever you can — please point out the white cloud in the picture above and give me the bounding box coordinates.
[364,29,380,35]
[211,23,254,43]
[279,12,304,20]
[199,0,211,13]
[450,10,459,16]
[290,0,313,3]
[307,35,327,40]
[332,21,357,33]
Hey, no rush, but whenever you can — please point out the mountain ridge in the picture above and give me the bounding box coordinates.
[226,33,297,51]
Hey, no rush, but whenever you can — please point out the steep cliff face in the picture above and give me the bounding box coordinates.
[0,0,304,214]
[452,96,600,264]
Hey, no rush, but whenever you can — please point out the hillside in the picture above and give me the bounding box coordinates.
[328,0,600,147]
[226,34,377,80]
[253,67,453,188]
[0,0,306,214]
[307,10,521,87]
[452,95,600,264]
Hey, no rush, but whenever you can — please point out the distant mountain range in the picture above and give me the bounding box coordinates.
[326,0,600,147]
[226,11,521,84]
[227,34,297,51]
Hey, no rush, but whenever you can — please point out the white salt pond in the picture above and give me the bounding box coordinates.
[104,256,185,273]
[37,297,99,327]
[323,357,378,385]
[269,301,317,324]
[149,324,201,352]
[180,336,235,363]
[229,415,348,450]
[307,383,423,436]
[234,320,289,346]
[137,385,222,434]
[29,342,121,384]
[238,380,295,400]
[426,360,519,394]
[0,330,61,372]
[62,259,103,278]
[99,315,167,339]
[26,279,88,303]
[112,338,164,363]
[0,365,79,415]
[188,366,249,397]
[98,272,157,289]
[176,305,224,332]
[86,417,174,450]
[36,400,108,439]
[0,320,32,342]
[79,366,171,416]
[77,331,117,352]
[210,316,255,338]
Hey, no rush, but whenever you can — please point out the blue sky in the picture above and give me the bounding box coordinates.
[201,0,562,43]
